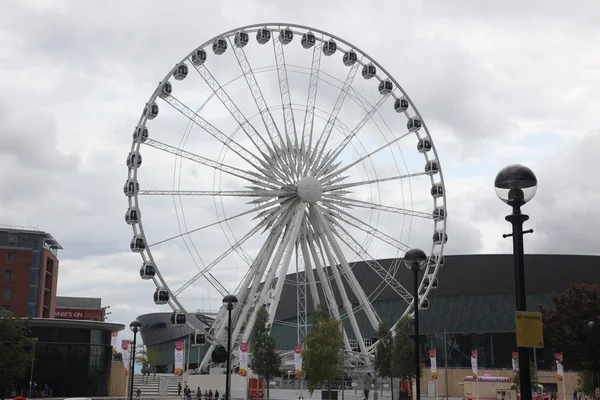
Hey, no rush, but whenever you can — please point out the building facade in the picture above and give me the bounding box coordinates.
[137,254,600,372]
[0,226,62,318]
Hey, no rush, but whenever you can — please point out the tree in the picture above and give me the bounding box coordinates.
[375,320,394,400]
[0,315,36,394]
[391,316,422,400]
[303,304,344,399]
[578,370,595,395]
[511,361,539,392]
[249,307,281,400]
[136,344,159,368]
[539,284,600,373]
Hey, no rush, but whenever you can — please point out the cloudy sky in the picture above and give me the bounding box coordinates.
[0,0,598,343]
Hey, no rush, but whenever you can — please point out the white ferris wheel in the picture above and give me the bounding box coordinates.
[124,23,447,374]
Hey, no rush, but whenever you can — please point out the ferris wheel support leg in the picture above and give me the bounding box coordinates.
[299,234,321,310]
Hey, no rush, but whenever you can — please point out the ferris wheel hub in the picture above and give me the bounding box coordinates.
[297,176,323,204]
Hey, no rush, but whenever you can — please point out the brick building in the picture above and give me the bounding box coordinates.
[0,226,62,317]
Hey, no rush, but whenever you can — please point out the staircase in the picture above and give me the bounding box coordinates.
[132,373,184,397]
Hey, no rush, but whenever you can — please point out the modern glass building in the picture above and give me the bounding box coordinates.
[138,254,600,372]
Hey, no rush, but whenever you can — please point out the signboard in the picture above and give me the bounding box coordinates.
[515,311,544,348]
[54,307,103,321]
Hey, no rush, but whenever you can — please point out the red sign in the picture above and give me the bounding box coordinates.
[122,340,130,350]
[54,308,103,321]
[175,341,184,351]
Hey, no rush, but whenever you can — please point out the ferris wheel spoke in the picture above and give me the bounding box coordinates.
[189,62,282,167]
[300,39,323,178]
[309,61,361,176]
[323,172,428,193]
[226,37,296,181]
[320,130,412,184]
[324,201,411,253]
[143,139,280,188]
[325,197,433,219]
[315,94,390,178]
[161,94,280,180]
[138,189,280,197]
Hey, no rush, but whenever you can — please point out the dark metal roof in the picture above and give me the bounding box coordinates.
[56,296,102,309]
[22,318,124,332]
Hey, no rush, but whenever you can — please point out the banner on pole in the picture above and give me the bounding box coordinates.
[294,344,303,378]
[121,340,130,375]
[111,332,118,355]
[555,353,564,381]
[174,341,184,376]
[512,352,519,372]
[471,350,478,379]
[429,349,438,379]
[239,342,249,376]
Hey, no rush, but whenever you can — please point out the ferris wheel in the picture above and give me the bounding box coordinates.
[124,23,447,373]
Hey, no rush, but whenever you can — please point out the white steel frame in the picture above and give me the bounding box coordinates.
[126,23,448,376]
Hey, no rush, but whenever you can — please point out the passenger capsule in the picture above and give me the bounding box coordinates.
[378,79,393,95]
[192,330,206,346]
[407,116,421,132]
[159,81,172,99]
[417,137,432,153]
[174,62,188,81]
[192,49,207,66]
[126,151,142,169]
[153,287,169,305]
[144,102,159,120]
[280,27,294,45]
[431,183,444,198]
[343,50,358,66]
[425,160,439,175]
[130,234,146,253]
[433,231,448,245]
[432,254,445,267]
[125,207,140,225]
[133,126,148,143]
[256,27,271,45]
[419,298,430,310]
[171,310,187,326]
[323,39,337,56]
[212,38,227,55]
[362,63,376,80]
[394,97,409,113]
[123,180,139,197]
[234,31,249,48]
[432,206,445,222]
[423,275,439,289]
[301,31,316,48]
[140,262,155,280]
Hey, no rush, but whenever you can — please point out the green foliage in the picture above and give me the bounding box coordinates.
[375,320,393,379]
[303,304,344,396]
[540,283,600,371]
[578,370,595,395]
[136,344,159,368]
[511,361,539,392]
[391,316,422,381]
[0,315,36,392]
[249,307,281,400]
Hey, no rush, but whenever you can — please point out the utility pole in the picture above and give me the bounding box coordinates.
[444,330,449,400]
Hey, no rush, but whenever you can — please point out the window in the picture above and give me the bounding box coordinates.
[6,252,14,264]
[1,305,8,311]
[7,234,17,245]
[2,288,10,299]
[4,270,11,281]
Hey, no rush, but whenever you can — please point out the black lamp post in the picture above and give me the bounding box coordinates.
[129,320,142,400]
[404,248,427,400]
[587,321,599,390]
[495,164,538,400]
[223,294,239,400]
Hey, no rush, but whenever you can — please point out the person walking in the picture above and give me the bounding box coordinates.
[215,390,219,399]
[209,389,213,400]
[178,382,182,397]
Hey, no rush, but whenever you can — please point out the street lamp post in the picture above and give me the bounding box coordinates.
[223,294,239,400]
[129,320,142,400]
[28,337,38,398]
[495,164,538,400]
[404,248,428,400]
[587,321,599,391]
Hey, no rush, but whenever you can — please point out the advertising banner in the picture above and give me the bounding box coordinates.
[294,344,303,378]
[429,349,438,379]
[471,349,478,379]
[512,352,519,372]
[174,341,184,376]
[54,307,103,321]
[555,353,564,381]
[122,340,130,375]
[239,342,249,376]
[111,332,118,355]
